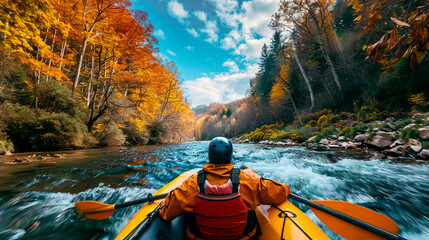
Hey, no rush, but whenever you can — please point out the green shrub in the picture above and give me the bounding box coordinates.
[316,127,338,142]
[309,120,317,127]
[422,141,429,149]
[339,127,352,136]
[317,115,329,128]
[95,122,126,146]
[0,139,14,153]
[399,128,419,141]
[395,119,413,129]
[0,101,91,151]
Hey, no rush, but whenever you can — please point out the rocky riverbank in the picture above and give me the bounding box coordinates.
[235,113,429,163]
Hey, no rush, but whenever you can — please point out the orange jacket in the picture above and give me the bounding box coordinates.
[159,163,290,221]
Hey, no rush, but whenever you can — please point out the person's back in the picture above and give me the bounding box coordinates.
[159,137,290,239]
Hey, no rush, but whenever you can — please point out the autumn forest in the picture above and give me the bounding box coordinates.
[1,0,429,153]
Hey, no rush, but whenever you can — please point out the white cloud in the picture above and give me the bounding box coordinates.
[193,11,207,22]
[166,50,176,56]
[167,0,189,23]
[235,37,269,58]
[186,28,199,37]
[201,20,218,43]
[185,46,194,51]
[153,29,165,39]
[209,0,279,59]
[183,63,259,107]
[222,60,239,72]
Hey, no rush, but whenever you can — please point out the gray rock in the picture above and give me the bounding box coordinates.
[332,134,338,139]
[384,146,403,156]
[338,136,345,141]
[387,123,396,130]
[418,126,429,140]
[421,149,429,158]
[413,113,424,120]
[329,144,340,148]
[243,139,249,143]
[316,145,330,151]
[276,141,286,145]
[376,131,396,141]
[381,127,394,132]
[319,139,329,145]
[354,134,369,142]
[390,139,405,148]
[404,139,422,154]
[306,143,318,150]
[372,153,386,159]
[385,117,394,122]
[403,123,416,130]
[366,134,394,149]
[373,128,380,131]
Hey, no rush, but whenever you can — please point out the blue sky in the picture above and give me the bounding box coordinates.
[132,0,280,107]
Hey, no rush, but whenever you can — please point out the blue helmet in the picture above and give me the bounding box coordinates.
[208,137,233,164]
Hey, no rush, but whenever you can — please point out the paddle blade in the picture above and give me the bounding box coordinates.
[75,201,116,220]
[311,200,399,240]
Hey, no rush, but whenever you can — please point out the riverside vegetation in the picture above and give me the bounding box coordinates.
[236,109,429,161]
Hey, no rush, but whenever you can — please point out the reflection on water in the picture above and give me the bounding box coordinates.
[0,142,428,239]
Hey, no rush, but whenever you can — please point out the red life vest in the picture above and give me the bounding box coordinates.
[194,168,248,240]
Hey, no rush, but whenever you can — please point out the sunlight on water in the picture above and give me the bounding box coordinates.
[0,142,428,239]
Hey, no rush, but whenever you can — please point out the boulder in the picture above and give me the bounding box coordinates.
[276,141,286,145]
[319,139,329,145]
[306,143,318,150]
[307,136,317,143]
[384,146,403,156]
[421,149,429,158]
[372,153,386,159]
[316,145,330,151]
[243,139,250,143]
[376,131,396,141]
[366,134,394,149]
[413,113,424,120]
[385,117,394,122]
[390,139,405,148]
[403,123,416,130]
[329,144,340,148]
[419,149,429,160]
[418,126,429,140]
[404,139,422,154]
[332,134,338,139]
[354,134,369,142]
[338,136,345,141]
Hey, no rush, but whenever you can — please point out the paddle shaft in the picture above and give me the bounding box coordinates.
[289,193,405,240]
[114,193,168,210]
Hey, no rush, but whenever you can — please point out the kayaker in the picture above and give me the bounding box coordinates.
[159,137,290,240]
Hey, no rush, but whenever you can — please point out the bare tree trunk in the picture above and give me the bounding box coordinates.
[58,39,68,71]
[285,86,302,125]
[45,28,57,82]
[87,45,95,106]
[291,43,315,111]
[73,37,89,93]
[322,48,342,94]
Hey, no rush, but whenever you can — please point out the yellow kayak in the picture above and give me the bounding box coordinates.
[115,169,331,240]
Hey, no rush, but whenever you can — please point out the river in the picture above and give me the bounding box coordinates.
[0,142,428,240]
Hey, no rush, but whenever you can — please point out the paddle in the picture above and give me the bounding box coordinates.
[75,193,168,220]
[289,193,406,240]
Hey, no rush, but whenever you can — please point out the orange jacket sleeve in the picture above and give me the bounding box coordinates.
[159,175,198,220]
